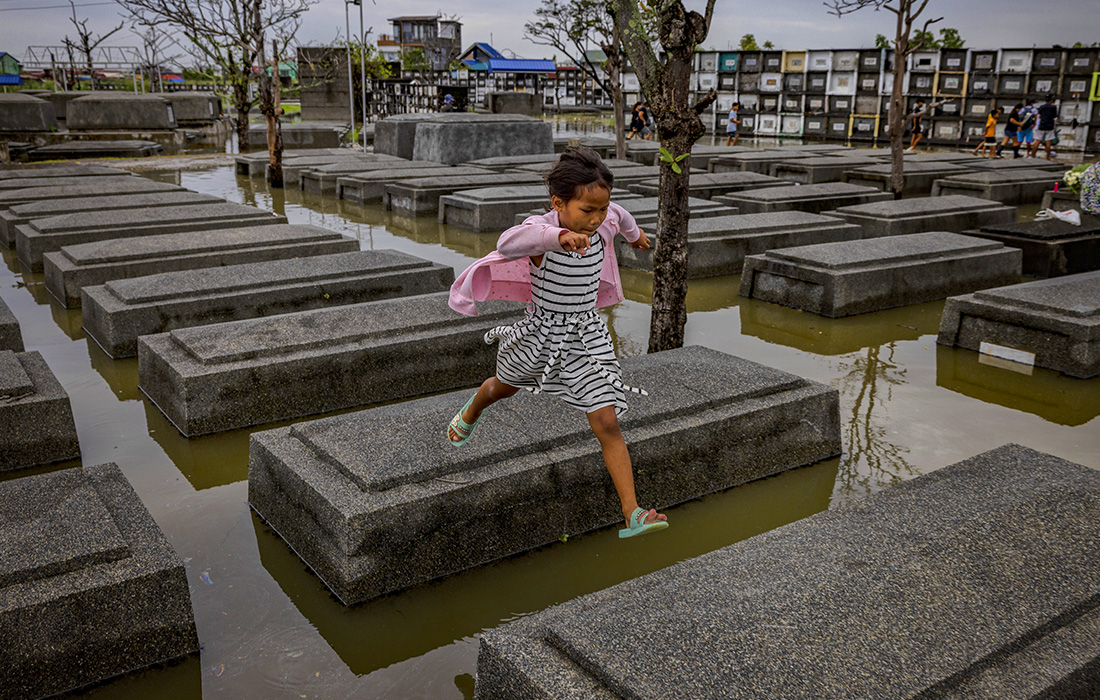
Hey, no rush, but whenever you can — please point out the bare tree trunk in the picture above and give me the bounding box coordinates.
[889,11,908,199]
[608,24,626,161]
[234,79,252,150]
[262,38,285,187]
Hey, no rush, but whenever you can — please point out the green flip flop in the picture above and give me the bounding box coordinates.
[447,394,481,447]
[618,507,669,538]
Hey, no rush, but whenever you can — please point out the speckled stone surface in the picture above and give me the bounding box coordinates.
[382,172,544,217]
[0,350,80,472]
[616,211,864,278]
[963,214,1100,278]
[463,153,564,172]
[375,113,444,160]
[0,297,22,352]
[627,171,790,199]
[0,175,137,194]
[337,165,492,203]
[83,249,454,358]
[0,165,124,181]
[719,182,893,214]
[411,114,554,165]
[280,153,397,185]
[511,195,725,228]
[509,162,670,188]
[822,195,1017,238]
[0,178,179,211]
[234,148,349,177]
[138,292,522,436]
[968,158,1067,173]
[476,444,1100,700]
[442,186,638,232]
[0,191,220,248]
[740,231,1022,317]
[769,155,882,184]
[842,161,977,195]
[302,160,469,195]
[248,345,841,604]
[938,271,1100,378]
[709,150,842,175]
[43,223,358,308]
[931,169,1063,205]
[16,203,287,271]
[0,462,198,699]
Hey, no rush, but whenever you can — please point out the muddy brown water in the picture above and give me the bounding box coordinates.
[2,148,1098,700]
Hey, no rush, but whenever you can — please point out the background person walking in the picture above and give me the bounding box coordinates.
[726,101,741,146]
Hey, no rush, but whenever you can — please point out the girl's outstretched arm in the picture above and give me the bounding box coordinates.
[497,217,568,259]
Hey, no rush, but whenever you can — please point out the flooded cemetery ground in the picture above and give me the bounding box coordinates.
[2,125,1099,699]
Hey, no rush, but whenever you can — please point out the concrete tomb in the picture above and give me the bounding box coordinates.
[28,141,163,160]
[1040,189,1079,212]
[440,186,637,232]
[0,165,124,181]
[718,182,893,215]
[0,191,221,247]
[822,195,1017,238]
[509,161,669,187]
[641,144,748,170]
[334,166,492,204]
[709,151,839,175]
[938,271,1100,378]
[138,293,522,436]
[245,122,348,150]
[616,211,865,278]
[967,158,1066,173]
[281,153,398,185]
[412,114,554,165]
[43,223,358,310]
[383,172,545,218]
[0,350,80,473]
[235,148,351,178]
[475,444,1100,700]
[247,345,841,604]
[16,202,287,271]
[0,463,199,699]
[842,161,976,195]
[83,250,454,359]
[463,153,564,172]
[374,114,443,160]
[66,93,178,130]
[930,169,1063,205]
[300,159,467,195]
[0,175,136,193]
[0,297,22,352]
[769,155,882,184]
[0,93,58,132]
[627,171,789,199]
[612,196,734,228]
[154,92,221,124]
[486,91,542,116]
[963,214,1100,278]
[0,178,178,210]
[739,232,1022,317]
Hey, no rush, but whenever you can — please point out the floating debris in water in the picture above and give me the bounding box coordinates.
[200,571,213,585]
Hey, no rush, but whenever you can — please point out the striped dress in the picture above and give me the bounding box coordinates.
[486,232,645,415]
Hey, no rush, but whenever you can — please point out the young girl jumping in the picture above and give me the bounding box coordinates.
[447,147,669,539]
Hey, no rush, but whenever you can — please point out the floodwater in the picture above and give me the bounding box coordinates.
[2,138,1099,700]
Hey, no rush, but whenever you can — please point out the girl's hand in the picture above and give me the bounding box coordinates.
[558,230,590,253]
[630,229,651,250]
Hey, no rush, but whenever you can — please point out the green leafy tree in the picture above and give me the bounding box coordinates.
[910,28,937,49]
[874,33,890,49]
[938,27,965,48]
[739,34,758,50]
[762,40,774,49]
[402,48,430,71]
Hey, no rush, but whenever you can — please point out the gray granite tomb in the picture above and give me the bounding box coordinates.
[627,171,789,199]
[769,155,882,184]
[0,350,80,473]
[822,195,1017,238]
[718,182,893,215]
[382,172,545,218]
[336,166,493,204]
[0,297,22,352]
[963,214,1100,278]
[930,169,1063,205]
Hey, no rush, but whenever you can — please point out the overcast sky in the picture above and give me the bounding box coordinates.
[0,0,1093,66]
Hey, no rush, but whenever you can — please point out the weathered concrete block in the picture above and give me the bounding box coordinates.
[0,175,137,194]
[0,462,199,699]
[0,350,80,472]
[0,297,24,352]
[1040,189,1080,212]
[301,159,457,195]
[719,182,893,215]
[616,211,865,278]
[16,203,286,271]
[622,140,662,164]
[931,169,1063,205]
[963,214,1100,278]
[334,166,491,203]
[0,178,177,210]
[967,158,1066,173]
[769,155,881,184]
[1,191,220,248]
[245,122,348,149]
[374,114,441,160]
[440,186,638,232]
[510,161,674,188]
[235,148,350,178]
[823,195,1017,238]
[475,444,1100,700]
[28,141,162,160]
[281,153,397,185]
[248,345,841,604]
[38,90,88,122]
[412,114,554,165]
[842,161,976,195]
[0,94,58,132]
[463,153,563,172]
[938,271,1100,378]
[740,232,1022,317]
[383,172,544,217]
[43,223,358,310]
[627,171,789,199]
[709,151,830,175]
[613,196,734,228]
[66,93,178,130]
[83,250,454,358]
[644,144,743,171]
[138,293,522,436]
[154,92,221,124]
[0,165,124,182]
[487,91,542,116]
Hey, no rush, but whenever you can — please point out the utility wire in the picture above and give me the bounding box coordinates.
[0,1,117,10]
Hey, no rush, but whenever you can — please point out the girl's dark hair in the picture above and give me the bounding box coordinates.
[545,146,614,202]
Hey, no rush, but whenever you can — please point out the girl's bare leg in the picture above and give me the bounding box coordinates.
[587,406,666,525]
[448,377,519,442]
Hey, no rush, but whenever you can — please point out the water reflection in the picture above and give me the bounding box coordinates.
[253,457,837,675]
[834,342,919,496]
[936,345,1100,427]
[87,340,140,400]
[740,299,944,356]
[142,400,251,490]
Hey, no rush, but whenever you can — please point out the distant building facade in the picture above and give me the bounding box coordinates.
[388,15,461,71]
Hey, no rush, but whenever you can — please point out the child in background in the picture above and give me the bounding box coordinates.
[726,101,741,147]
[447,147,669,539]
[973,107,1002,158]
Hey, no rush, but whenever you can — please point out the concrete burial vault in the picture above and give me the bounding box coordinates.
[138,293,521,436]
[248,346,841,604]
[475,444,1100,700]
[0,463,198,700]
[0,350,80,473]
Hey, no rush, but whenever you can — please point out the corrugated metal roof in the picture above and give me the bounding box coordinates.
[473,43,503,59]
[487,58,556,74]
[0,74,23,85]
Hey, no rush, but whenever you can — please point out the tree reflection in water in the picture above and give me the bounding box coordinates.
[833,342,918,499]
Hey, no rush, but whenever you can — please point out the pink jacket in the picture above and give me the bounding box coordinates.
[448,202,642,316]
